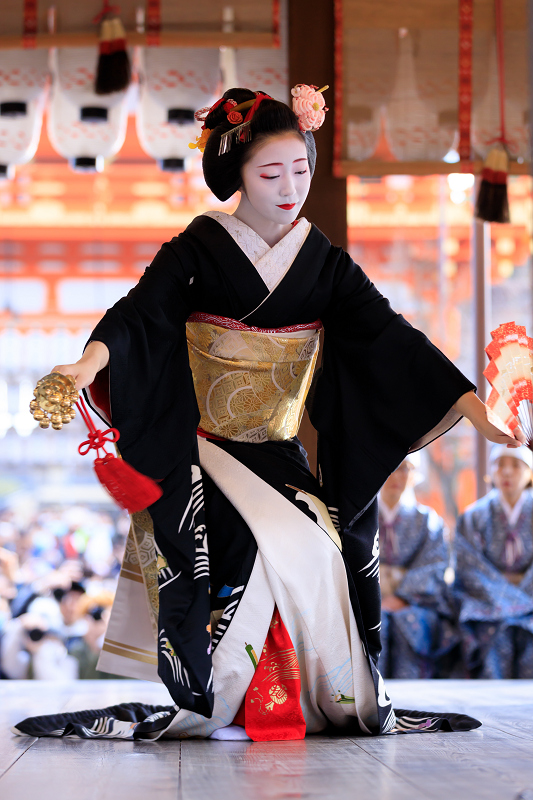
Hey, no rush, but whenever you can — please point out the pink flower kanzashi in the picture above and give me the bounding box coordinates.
[291,84,329,132]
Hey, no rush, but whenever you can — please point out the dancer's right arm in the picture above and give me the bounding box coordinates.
[52,340,110,390]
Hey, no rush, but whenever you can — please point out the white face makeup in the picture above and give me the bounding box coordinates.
[239,133,311,226]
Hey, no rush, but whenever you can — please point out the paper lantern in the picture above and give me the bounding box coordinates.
[136,46,220,172]
[0,49,48,179]
[472,32,529,161]
[413,30,459,155]
[385,32,456,162]
[343,29,397,162]
[48,48,129,172]
[234,0,288,103]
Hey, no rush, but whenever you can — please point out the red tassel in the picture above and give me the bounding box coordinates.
[76,396,162,513]
[94,454,163,513]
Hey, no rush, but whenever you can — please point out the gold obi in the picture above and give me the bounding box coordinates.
[186,317,320,442]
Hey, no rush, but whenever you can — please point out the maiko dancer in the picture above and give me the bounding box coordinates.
[13,86,523,741]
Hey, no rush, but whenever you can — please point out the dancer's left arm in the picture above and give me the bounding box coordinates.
[453,391,526,447]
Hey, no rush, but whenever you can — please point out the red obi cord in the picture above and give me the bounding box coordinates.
[188,311,322,334]
[196,427,226,442]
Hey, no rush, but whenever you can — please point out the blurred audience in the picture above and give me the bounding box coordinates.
[0,504,127,680]
[453,445,533,679]
[378,456,460,679]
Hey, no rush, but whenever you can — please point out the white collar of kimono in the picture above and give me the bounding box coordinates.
[497,489,529,527]
[203,210,311,292]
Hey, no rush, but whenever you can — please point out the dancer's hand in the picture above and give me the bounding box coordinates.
[52,341,109,390]
[454,391,526,448]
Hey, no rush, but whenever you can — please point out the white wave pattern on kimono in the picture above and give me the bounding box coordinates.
[153,439,379,739]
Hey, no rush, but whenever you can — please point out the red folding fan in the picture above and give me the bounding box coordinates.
[484,321,533,450]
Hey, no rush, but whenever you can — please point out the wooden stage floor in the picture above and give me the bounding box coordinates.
[1,680,533,800]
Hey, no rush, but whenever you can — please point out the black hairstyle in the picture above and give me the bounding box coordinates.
[201,88,317,202]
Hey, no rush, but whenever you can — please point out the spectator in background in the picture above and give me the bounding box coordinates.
[378,456,459,678]
[454,444,533,678]
[0,611,78,680]
[0,504,127,680]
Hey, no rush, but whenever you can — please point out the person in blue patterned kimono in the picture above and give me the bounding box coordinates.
[378,458,458,678]
[454,444,533,678]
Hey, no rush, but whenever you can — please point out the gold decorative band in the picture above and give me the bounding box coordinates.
[186,320,320,443]
[102,638,158,665]
[120,567,144,584]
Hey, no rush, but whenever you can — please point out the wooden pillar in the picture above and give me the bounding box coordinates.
[288,0,347,249]
[473,213,492,498]
[288,0,347,472]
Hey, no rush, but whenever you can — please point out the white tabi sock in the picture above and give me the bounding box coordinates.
[208,725,251,741]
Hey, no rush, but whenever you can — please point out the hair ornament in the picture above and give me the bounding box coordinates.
[223,99,238,112]
[291,84,329,132]
[189,126,212,153]
[227,110,243,124]
[218,92,272,155]
[194,107,211,122]
[194,97,226,123]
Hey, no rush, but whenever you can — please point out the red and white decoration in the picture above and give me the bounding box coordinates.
[136,46,220,171]
[0,49,48,178]
[48,47,129,171]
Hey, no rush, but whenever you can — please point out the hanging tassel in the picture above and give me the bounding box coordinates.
[475,0,510,224]
[76,395,162,512]
[94,4,131,95]
[92,453,163,512]
[475,145,510,223]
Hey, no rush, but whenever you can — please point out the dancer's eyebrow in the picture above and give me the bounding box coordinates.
[257,158,307,167]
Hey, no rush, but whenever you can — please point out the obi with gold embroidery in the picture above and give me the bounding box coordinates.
[186,312,321,443]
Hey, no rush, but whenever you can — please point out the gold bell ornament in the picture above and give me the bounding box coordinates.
[30,373,163,512]
[30,372,79,429]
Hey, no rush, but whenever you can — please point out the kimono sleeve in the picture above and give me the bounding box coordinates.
[309,249,475,529]
[307,250,474,664]
[85,238,199,480]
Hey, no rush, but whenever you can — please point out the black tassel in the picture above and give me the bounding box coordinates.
[475,146,510,224]
[95,17,131,96]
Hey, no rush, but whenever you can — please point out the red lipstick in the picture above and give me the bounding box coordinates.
[277,203,296,210]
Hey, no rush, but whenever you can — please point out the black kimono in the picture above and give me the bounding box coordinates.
[13,214,479,741]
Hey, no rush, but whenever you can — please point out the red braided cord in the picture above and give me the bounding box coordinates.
[23,0,37,48]
[75,395,120,459]
[494,0,506,145]
[93,1,121,24]
[458,0,473,164]
[146,0,161,46]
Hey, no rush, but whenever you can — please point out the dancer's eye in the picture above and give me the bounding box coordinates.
[260,174,279,180]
